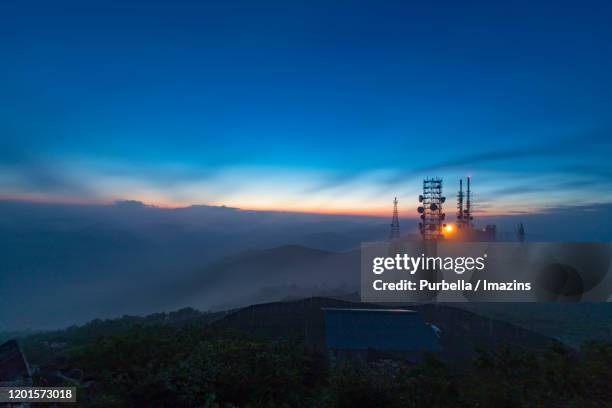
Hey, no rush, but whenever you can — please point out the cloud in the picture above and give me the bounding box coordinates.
[211,129,612,200]
[1,124,611,215]
[113,200,147,208]
[0,141,94,197]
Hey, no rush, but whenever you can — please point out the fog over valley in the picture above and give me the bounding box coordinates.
[1,199,611,331]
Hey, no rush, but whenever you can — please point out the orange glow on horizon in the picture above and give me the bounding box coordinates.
[0,193,539,218]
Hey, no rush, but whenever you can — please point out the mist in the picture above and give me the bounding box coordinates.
[1,199,611,331]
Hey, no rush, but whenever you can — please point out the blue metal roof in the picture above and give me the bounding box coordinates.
[323,308,441,352]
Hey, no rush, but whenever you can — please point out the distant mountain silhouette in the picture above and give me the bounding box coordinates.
[291,232,360,251]
[0,200,385,330]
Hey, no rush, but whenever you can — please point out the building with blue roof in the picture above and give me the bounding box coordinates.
[323,308,442,363]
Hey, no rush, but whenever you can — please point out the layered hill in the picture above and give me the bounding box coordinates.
[214,297,559,365]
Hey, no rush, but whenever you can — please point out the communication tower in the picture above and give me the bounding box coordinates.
[517,222,525,242]
[389,197,400,240]
[456,179,465,229]
[456,177,474,229]
[418,178,446,240]
[465,176,473,228]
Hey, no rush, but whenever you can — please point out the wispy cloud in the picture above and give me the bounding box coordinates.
[1,127,611,215]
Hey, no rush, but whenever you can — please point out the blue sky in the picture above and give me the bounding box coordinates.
[1,0,612,214]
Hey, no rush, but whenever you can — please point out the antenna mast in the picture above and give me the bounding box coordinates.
[517,222,525,242]
[456,179,464,229]
[465,176,473,228]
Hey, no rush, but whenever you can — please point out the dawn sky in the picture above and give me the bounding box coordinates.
[2,0,612,215]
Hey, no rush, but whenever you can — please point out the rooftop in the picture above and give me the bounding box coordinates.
[323,308,441,352]
[321,308,416,313]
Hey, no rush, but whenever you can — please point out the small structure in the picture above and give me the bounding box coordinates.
[323,308,442,364]
[0,339,32,387]
[517,222,525,242]
[389,197,401,240]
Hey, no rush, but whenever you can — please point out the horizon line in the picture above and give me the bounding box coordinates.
[0,194,548,218]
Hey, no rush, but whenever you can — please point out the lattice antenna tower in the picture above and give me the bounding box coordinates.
[389,197,400,240]
[418,178,446,240]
